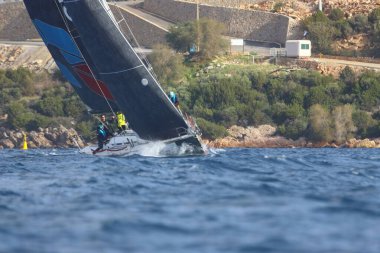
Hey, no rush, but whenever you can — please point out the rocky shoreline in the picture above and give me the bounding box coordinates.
[206,125,380,149]
[0,125,85,150]
[1,124,380,150]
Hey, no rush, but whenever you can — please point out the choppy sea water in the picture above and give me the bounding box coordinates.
[0,148,380,253]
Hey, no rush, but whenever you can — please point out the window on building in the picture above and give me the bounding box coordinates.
[301,44,310,50]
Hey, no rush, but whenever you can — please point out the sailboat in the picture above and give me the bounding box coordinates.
[23,0,206,155]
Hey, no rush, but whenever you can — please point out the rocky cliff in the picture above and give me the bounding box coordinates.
[183,0,380,20]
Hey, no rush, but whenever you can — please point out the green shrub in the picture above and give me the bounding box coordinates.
[329,8,345,21]
[307,104,333,142]
[352,110,376,138]
[271,103,304,125]
[76,120,96,141]
[9,88,22,100]
[63,96,86,118]
[277,117,307,140]
[357,71,380,110]
[334,20,353,39]
[369,8,380,24]
[6,101,34,129]
[166,19,228,61]
[25,114,54,131]
[349,15,369,33]
[196,118,228,140]
[213,106,238,127]
[340,66,356,86]
[148,44,187,87]
[36,96,64,117]
[272,1,284,13]
[166,22,196,52]
[248,70,267,91]
[332,104,356,143]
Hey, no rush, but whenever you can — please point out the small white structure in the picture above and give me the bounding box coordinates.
[230,39,245,53]
[285,40,311,58]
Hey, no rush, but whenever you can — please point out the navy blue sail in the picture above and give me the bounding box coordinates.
[62,0,194,141]
[23,0,119,114]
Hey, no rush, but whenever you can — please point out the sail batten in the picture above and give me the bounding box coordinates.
[99,65,144,75]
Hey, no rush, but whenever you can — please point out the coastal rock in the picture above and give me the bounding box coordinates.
[0,139,15,149]
[208,125,308,148]
[0,125,85,149]
[345,138,379,148]
[207,125,380,149]
[228,124,276,141]
[29,131,53,148]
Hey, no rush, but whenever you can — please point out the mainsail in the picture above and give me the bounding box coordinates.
[62,0,191,140]
[23,0,119,114]
[24,0,205,153]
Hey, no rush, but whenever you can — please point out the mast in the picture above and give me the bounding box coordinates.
[196,0,200,52]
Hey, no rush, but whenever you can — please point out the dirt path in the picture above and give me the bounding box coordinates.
[312,57,380,71]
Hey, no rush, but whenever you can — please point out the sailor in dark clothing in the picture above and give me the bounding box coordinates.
[93,114,112,154]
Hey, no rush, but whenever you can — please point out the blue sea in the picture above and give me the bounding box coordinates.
[0,148,379,253]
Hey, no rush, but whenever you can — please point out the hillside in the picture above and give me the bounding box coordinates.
[190,0,380,21]
[0,43,56,72]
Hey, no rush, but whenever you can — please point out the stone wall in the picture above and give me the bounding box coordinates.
[144,0,302,44]
[0,2,38,41]
[109,5,167,48]
[0,3,166,48]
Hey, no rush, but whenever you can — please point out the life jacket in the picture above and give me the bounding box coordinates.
[116,112,126,128]
[97,124,106,138]
[169,92,178,105]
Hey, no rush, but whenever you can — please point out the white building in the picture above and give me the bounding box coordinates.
[285,40,311,58]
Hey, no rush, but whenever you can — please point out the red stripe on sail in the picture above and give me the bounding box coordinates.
[73,64,114,100]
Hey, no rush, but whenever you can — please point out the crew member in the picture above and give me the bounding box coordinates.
[116,111,127,133]
[169,91,179,108]
[93,114,112,154]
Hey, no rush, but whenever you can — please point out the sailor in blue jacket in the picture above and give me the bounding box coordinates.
[93,114,112,154]
[169,91,179,108]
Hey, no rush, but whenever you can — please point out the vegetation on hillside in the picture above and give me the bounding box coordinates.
[181,64,380,144]
[0,68,94,140]
[151,18,380,143]
[303,8,380,57]
[2,16,380,146]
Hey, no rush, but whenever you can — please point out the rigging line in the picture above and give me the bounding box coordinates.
[100,0,187,124]
[54,0,117,117]
[100,1,164,90]
[110,1,159,80]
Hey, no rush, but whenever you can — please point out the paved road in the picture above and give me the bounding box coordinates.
[0,40,43,46]
[110,1,172,31]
